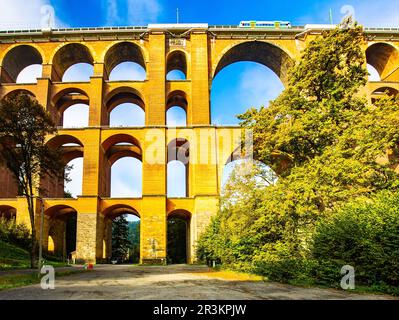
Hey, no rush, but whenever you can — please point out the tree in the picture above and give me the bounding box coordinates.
[112,215,132,262]
[197,25,399,278]
[0,93,66,268]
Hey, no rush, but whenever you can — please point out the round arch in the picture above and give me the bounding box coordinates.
[51,43,94,82]
[0,205,17,220]
[0,45,43,83]
[213,40,294,85]
[102,204,140,220]
[104,42,146,80]
[366,42,399,81]
[166,50,188,79]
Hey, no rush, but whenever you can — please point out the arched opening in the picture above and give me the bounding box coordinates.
[110,103,145,127]
[371,86,399,104]
[167,210,191,264]
[167,139,189,197]
[52,88,90,127]
[0,205,17,221]
[104,42,146,81]
[45,206,77,261]
[211,41,292,125]
[64,157,84,198]
[102,134,142,197]
[105,87,145,126]
[166,50,187,80]
[102,205,140,264]
[51,43,94,82]
[1,45,43,83]
[366,43,399,81]
[166,91,188,126]
[43,135,84,198]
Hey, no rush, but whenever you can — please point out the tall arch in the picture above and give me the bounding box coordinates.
[51,43,94,82]
[366,43,399,81]
[104,42,146,81]
[166,50,187,80]
[52,88,90,127]
[101,134,142,197]
[167,138,189,197]
[43,135,84,198]
[105,87,145,126]
[45,205,77,259]
[166,90,188,126]
[1,45,43,83]
[167,209,191,264]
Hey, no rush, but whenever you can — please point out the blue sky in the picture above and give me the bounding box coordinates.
[0,0,397,207]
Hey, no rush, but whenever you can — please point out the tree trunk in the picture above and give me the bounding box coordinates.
[27,196,38,269]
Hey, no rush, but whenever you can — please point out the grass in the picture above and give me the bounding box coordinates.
[0,269,85,291]
[0,240,68,270]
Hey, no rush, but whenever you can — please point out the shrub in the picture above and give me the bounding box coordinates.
[312,191,399,288]
[0,218,31,250]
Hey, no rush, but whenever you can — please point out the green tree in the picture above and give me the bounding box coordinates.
[112,215,132,262]
[0,93,66,268]
[128,220,140,263]
[198,25,399,281]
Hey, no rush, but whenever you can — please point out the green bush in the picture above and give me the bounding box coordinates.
[0,218,31,250]
[312,191,399,288]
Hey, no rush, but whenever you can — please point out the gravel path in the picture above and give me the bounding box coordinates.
[0,264,396,300]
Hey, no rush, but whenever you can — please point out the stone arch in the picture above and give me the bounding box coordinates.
[166,50,188,79]
[51,43,94,82]
[101,134,142,197]
[167,138,189,197]
[45,204,77,259]
[366,42,399,81]
[43,135,84,198]
[2,89,36,100]
[102,204,140,219]
[51,88,90,126]
[0,45,43,83]
[213,40,294,85]
[166,90,188,126]
[0,205,17,221]
[104,42,146,80]
[167,209,191,264]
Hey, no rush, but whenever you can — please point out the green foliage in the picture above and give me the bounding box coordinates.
[312,191,399,289]
[112,215,132,262]
[128,221,140,263]
[0,218,30,250]
[197,25,399,296]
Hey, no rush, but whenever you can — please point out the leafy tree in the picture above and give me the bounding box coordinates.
[197,24,399,289]
[112,214,132,262]
[0,93,66,268]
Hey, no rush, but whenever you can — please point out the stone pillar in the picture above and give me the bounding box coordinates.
[192,196,219,262]
[89,63,106,126]
[190,31,210,125]
[142,128,166,196]
[82,130,101,196]
[76,212,98,263]
[147,31,166,125]
[140,196,167,264]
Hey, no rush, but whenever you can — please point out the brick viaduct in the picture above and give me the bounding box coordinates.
[0,24,398,264]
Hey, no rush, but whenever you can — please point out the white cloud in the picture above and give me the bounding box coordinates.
[127,0,160,25]
[0,0,67,30]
